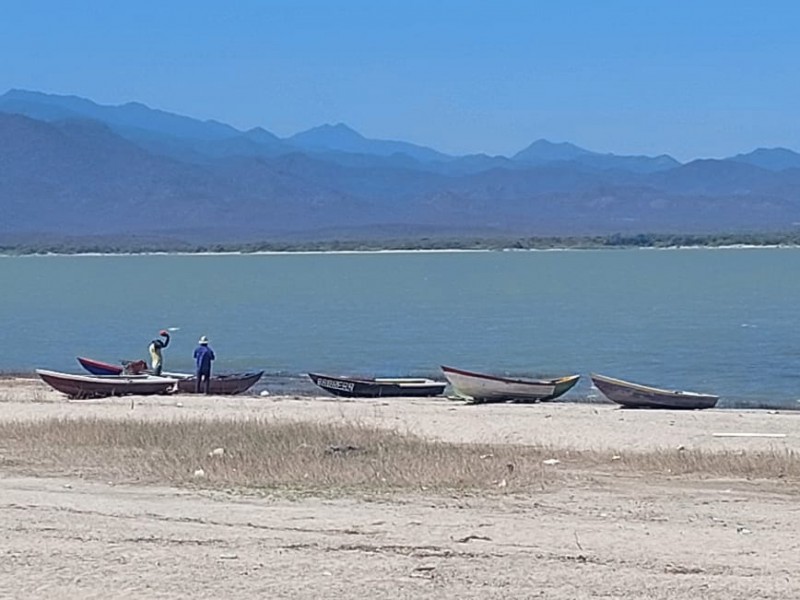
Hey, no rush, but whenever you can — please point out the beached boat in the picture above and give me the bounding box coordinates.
[590,373,719,409]
[440,365,580,403]
[77,357,263,395]
[308,372,447,398]
[175,371,264,395]
[37,369,178,399]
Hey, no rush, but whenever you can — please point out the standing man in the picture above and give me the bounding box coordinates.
[148,330,170,376]
[193,335,215,394]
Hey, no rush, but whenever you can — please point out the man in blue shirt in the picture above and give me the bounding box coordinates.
[193,336,215,394]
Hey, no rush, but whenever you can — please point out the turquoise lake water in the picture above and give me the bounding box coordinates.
[2,249,799,406]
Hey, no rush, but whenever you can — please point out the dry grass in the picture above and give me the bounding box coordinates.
[573,445,800,480]
[0,417,550,493]
[0,378,47,403]
[0,417,798,494]
[0,372,36,379]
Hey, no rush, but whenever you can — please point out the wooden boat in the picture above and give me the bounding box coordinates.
[590,373,719,409]
[308,372,446,398]
[441,365,580,403]
[175,371,264,395]
[78,357,263,395]
[77,356,124,376]
[37,369,178,399]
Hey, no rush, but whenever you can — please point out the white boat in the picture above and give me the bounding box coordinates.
[440,365,580,403]
[37,369,178,399]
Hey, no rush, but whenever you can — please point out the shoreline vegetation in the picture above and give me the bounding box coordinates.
[2,231,800,255]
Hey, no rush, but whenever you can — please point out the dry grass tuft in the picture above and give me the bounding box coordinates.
[0,417,555,493]
[597,446,800,479]
[0,417,797,494]
[0,379,48,403]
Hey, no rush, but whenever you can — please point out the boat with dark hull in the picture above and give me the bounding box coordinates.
[175,371,264,395]
[441,365,580,403]
[78,357,263,395]
[590,373,719,410]
[37,369,178,399]
[308,372,446,398]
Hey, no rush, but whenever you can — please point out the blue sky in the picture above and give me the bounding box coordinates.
[1,0,798,161]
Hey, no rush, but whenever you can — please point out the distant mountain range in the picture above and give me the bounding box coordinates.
[2,88,800,242]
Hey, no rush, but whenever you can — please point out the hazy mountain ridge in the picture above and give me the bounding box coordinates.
[2,89,800,241]
[728,147,800,171]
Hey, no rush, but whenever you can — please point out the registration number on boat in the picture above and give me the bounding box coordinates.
[319,378,355,392]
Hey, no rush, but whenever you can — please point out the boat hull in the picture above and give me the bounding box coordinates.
[590,373,718,410]
[37,369,177,399]
[441,365,580,403]
[308,373,446,398]
[175,371,264,395]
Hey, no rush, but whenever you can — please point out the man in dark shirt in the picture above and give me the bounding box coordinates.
[193,336,215,394]
[148,330,170,376]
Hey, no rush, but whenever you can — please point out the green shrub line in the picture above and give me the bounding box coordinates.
[2,232,800,255]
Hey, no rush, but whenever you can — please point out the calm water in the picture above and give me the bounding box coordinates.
[2,249,800,407]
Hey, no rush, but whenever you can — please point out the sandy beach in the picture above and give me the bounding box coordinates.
[1,377,799,599]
